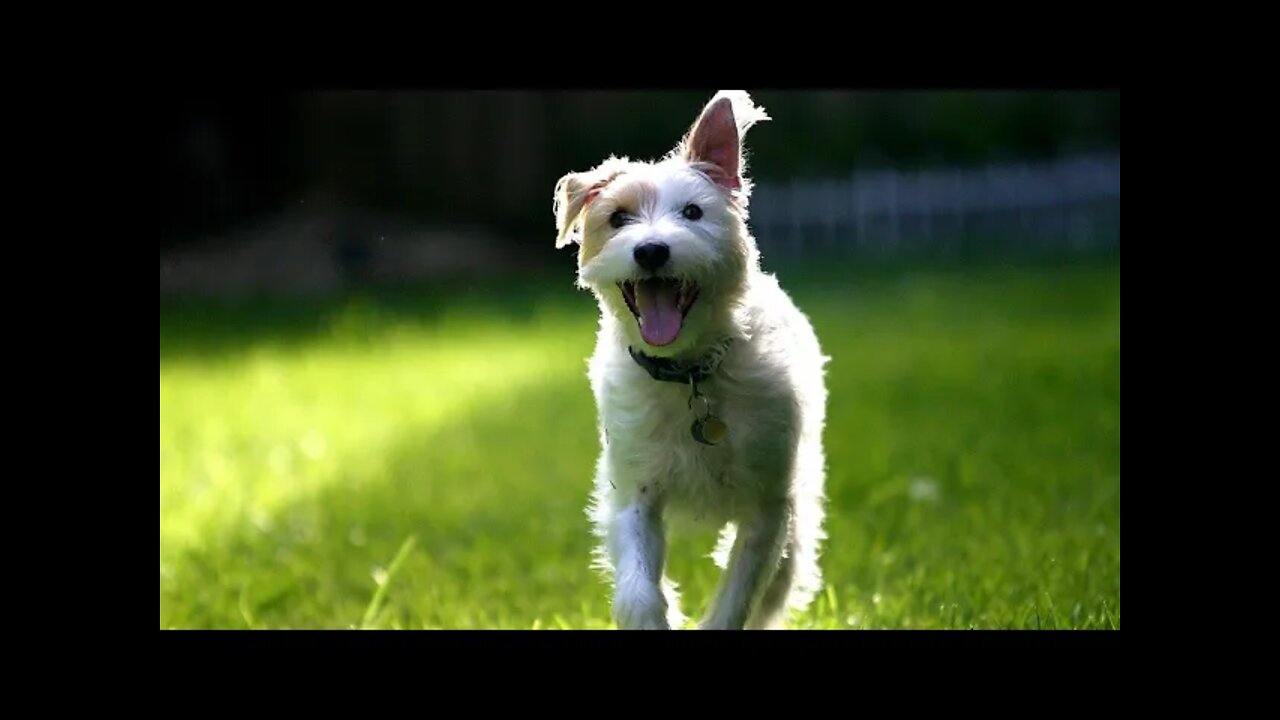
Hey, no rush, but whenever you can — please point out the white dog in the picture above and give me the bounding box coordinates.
[553,90,829,630]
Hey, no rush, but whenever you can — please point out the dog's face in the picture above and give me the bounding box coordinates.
[553,91,769,356]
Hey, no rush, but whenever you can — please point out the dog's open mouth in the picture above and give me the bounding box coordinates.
[619,278,700,347]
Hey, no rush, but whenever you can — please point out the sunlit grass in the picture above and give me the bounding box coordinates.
[160,260,1119,629]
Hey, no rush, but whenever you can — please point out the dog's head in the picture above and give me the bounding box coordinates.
[553,90,769,356]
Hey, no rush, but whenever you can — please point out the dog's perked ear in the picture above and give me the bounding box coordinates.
[681,90,770,195]
[552,158,629,249]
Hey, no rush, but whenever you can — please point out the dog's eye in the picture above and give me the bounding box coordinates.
[609,210,629,229]
[682,204,703,221]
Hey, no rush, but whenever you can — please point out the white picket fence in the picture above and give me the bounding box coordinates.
[748,152,1120,257]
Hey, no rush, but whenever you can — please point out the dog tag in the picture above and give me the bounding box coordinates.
[692,415,728,445]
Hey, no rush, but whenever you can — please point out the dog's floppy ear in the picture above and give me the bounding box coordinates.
[553,172,591,249]
[681,90,770,194]
[553,157,629,249]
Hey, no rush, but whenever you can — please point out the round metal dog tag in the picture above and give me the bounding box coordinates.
[692,415,728,445]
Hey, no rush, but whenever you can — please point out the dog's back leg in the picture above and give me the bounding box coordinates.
[745,541,796,629]
[699,508,787,630]
[746,495,825,629]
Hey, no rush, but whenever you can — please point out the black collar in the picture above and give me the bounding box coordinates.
[627,338,734,385]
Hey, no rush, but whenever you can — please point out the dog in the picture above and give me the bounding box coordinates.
[552,90,829,629]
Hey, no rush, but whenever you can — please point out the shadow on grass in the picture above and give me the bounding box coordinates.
[160,274,592,363]
[159,252,1118,363]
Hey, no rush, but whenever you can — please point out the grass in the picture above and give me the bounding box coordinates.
[159,258,1120,630]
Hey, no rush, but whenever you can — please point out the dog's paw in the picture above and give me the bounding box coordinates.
[634,616,671,630]
[614,604,671,630]
[616,611,670,630]
[615,601,671,630]
[612,570,675,629]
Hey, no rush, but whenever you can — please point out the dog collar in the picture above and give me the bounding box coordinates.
[627,338,734,385]
[628,338,735,446]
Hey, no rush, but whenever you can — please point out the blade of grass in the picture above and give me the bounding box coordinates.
[238,586,257,630]
[360,535,417,629]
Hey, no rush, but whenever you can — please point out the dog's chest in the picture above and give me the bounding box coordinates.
[598,370,781,519]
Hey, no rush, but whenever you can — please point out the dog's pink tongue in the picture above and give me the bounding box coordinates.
[635,280,682,346]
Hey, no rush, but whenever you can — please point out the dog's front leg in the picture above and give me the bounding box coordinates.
[606,500,671,629]
[700,507,787,630]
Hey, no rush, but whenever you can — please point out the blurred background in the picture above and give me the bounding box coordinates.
[160,91,1119,296]
[160,91,1120,630]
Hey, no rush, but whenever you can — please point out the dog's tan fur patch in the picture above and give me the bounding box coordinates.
[579,177,659,266]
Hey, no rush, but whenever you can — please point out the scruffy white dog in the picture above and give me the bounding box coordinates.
[553,90,829,630]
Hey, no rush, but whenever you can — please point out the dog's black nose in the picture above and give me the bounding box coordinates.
[633,243,670,273]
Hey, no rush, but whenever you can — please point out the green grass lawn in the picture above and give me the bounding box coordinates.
[160,259,1120,630]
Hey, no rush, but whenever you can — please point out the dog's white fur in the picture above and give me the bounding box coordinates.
[553,91,829,629]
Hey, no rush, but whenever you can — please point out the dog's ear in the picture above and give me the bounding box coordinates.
[681,90,770,194]
[553,172,591,249]
[553,158,629,248]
